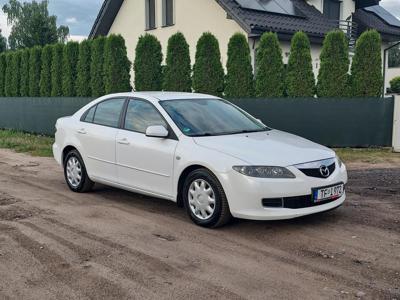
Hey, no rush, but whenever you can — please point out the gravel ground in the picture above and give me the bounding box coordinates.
[0,149,398,300]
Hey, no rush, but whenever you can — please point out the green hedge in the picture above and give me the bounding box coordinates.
[163,32,191,92]
[62,41,79,96]
[51,43,64,97]
[193,32,224,97]
[104,34,131,94]
[76,40,92,97]
[0,53,6,96]
[350,30,383,97]
[39,44,52,97]
[225,33,254,98]
[20,49,30,97]
[317,30,350,97]
[29,46,42,97]
[0,30,386,98]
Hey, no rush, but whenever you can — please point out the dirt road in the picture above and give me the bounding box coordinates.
[0,149,398,299]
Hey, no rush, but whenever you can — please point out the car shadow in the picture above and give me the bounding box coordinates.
[90,183,345,230]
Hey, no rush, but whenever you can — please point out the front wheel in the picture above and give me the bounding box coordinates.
[64,150,94,193]
[182,168,232,228]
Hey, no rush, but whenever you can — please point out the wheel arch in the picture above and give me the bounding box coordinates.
[176,164,213,207]
[62,145,81,164]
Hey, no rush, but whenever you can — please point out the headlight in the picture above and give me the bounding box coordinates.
[232,166,296,178]
[336,155,343,168]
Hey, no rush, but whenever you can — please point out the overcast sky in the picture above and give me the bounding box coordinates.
[0,0,399,41]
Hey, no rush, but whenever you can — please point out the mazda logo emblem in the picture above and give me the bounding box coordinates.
[319,165,330,178]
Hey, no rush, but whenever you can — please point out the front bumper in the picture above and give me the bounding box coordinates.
[219,163,348,221]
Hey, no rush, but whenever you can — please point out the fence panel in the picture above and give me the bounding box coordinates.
[230,97,394,147]
[0,96,395,147]
[0,97,93,136]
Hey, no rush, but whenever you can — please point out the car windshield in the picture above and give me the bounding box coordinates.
[160,99,269,137]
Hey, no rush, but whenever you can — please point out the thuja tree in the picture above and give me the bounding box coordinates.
[134,34,163,91]
[192,32,224,96]
[29,46,41,96]
[104,34,131,94]
[317,30,350,97]
[163,32,191,92]
[225,32,254,98]
[0,53,6,96]
[19,48,30,96]
[76,39,92,97]
[286,31,315,97]
[62,41,79,96]
[4,52,13,96]
[51,43,64,96]
[90,36,106,97]
[350,30,383,97]
[9,50,21,96]
[40,44,52,96]
[255,32,284,97]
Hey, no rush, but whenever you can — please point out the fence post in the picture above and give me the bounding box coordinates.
[393,95,400,152]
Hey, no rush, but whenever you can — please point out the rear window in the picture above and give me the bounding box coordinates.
[93,99,125,127]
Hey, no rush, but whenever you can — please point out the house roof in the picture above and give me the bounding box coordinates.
[216,0,337,42]
[353,8,400,42]
[90,0,400,43]
[89,0,124,38]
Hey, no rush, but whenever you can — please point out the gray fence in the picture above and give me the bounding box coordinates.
[0,96,395,147]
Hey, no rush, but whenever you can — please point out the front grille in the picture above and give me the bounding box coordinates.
[298,162,336,179]
[262,195,338,209]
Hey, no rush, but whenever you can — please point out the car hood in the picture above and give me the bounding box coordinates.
[193,130,335,166]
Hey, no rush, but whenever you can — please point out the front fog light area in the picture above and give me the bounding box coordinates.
[233,166,296,178]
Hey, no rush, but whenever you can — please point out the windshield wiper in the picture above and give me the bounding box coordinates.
[191,132,215,137]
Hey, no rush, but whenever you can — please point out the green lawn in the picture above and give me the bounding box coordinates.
[334,148,400,164]
[0,129,54,157]
[0,129,399,164]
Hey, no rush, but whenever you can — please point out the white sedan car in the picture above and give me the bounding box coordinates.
[53,92,348,228]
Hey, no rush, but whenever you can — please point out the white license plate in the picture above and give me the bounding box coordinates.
[313,184,344,203]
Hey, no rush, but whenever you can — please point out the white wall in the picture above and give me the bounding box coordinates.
[108,0,246,86]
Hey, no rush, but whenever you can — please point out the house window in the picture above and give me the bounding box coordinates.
[388,45,400,68]
[323,0,341,20]
[162,0,174,27]
[145,0,156,30]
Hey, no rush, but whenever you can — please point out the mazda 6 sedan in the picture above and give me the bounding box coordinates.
[53,92,348,228]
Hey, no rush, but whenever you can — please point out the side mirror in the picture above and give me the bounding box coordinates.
[146,125,169,138]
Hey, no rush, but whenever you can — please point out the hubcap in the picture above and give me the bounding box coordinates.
[188,179,216,220]
[66,157,82,188]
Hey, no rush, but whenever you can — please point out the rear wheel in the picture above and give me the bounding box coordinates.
[183,168,232,228]
[64,150,94,193]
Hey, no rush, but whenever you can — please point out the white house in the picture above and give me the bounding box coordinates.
[90,0,400,92]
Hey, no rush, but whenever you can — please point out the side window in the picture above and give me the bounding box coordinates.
[124,100,167,133]
[162,0,174,27]
[93,98,125,128]
[83,106,96,123]
[145,0,156,30]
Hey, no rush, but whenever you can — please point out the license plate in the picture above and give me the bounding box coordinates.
[312,183,344,203]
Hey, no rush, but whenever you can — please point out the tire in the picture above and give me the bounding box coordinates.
[64,149,94,193]
[182,168,232,228]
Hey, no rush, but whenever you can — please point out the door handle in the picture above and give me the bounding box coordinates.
[117,138,130,145]
[77,128,87,134]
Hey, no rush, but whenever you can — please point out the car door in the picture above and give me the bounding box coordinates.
[78,98,126,183]
[116,98,178,199]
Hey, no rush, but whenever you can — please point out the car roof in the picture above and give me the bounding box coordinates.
[102,92,220,103]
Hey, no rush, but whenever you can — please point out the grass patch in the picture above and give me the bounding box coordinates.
[334,148,400,164]
[0,129,54,157]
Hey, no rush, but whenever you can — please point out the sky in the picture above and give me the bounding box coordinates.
[0,0,399,41]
